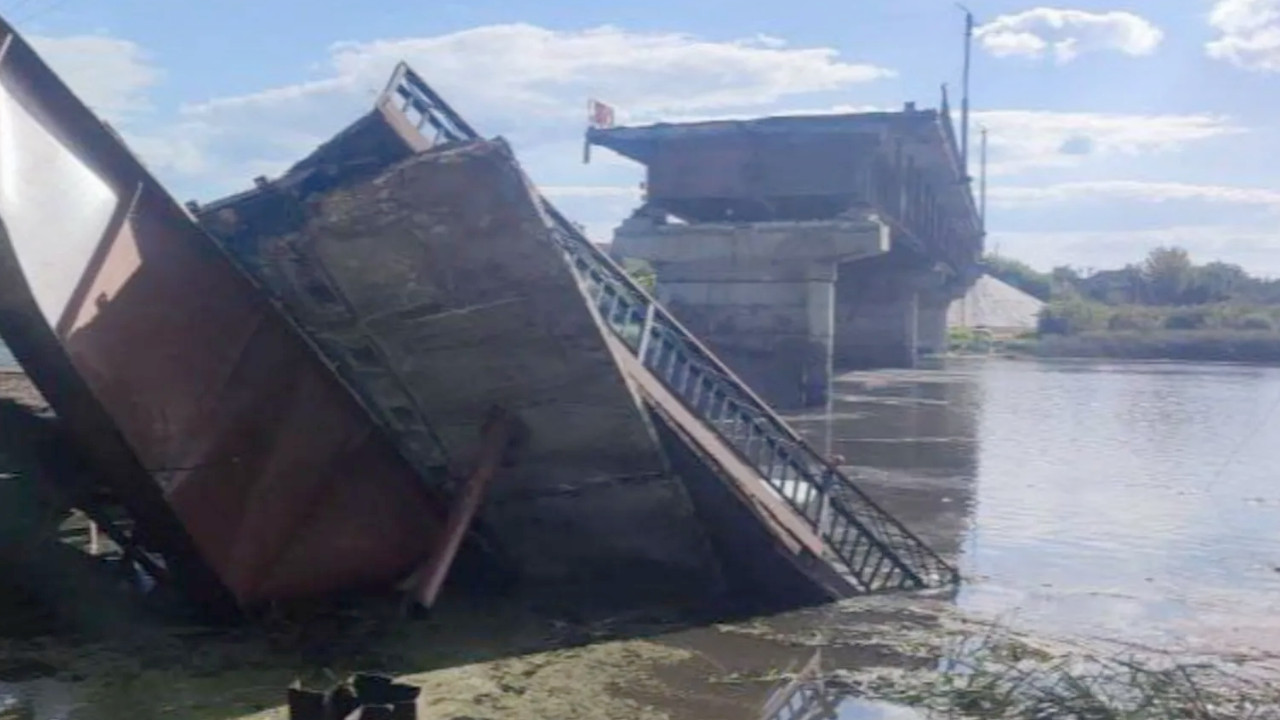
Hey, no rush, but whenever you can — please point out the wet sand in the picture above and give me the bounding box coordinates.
[0,592,962,719]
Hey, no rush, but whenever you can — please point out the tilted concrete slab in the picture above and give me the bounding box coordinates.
[200,132,724,603]
[198,64,956,611]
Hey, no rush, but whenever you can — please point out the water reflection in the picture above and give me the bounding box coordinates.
[758,651,921,720]
[788,362,980,561]
[791,358,1280,658]
[0,678,75,720]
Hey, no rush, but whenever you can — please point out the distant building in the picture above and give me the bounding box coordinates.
[948,275,1044,334]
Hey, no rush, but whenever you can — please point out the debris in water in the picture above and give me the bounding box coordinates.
[288,673,421,720]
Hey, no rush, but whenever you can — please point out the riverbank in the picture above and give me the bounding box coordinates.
[949,329,1280,363]
[3,588,1277,719]
[1012,330,1280,363]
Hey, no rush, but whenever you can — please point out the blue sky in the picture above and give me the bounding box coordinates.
[8,0,1280,273]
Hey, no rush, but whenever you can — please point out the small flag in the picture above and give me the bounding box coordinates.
[588,99,616,129]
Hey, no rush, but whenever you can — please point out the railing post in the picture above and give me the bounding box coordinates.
[814,469,835,537]
[636,302,656,362]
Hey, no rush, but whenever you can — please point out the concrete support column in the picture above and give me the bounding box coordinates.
[833,259,920,370]
[653,264,835,410]
[805,278,836,405]
[613,215,889,410]
[915,296,951,356]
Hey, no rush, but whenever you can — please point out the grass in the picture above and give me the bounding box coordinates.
[1012,330,1280,363]
[847,628,1280,719]
[948,324,1280,364]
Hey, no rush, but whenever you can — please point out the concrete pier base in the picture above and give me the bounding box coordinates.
[834,260,920,370]
[614,215,889,410]
[915,295,951,356]
[834,257,962,369]
[656,266,834,409]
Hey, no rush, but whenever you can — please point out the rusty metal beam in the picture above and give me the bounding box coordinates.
[404,406,523,609]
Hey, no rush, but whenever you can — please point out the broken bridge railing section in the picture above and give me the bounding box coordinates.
[547,216,956,592]
[380,63,958,594]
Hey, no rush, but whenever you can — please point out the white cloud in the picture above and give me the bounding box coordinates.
[1207,0,1280,71]
[145,23,892,198]
[976,8,1163,63]
[991,180,1280,207]
[975,110,1240,175]
[28,34,161,122]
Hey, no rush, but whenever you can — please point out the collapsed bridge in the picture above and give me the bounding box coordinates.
[0,12,956,620]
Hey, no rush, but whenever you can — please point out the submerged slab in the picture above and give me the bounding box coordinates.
[0,18,463,610]
[200,119,722,600]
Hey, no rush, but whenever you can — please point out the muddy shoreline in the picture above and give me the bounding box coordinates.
[6,364,1280,718]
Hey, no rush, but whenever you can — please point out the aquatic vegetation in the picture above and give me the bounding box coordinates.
[852,627,1280,719]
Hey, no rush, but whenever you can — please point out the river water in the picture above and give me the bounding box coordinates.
[803,357,1280,657]
[3,357,1279,718]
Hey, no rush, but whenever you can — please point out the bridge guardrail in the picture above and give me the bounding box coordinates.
[382,62,958,593]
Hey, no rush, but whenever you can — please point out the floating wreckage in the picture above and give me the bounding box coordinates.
[0,10,955,620]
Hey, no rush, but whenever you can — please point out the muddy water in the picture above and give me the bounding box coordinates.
[3,357,1280,718]
[793,358,1280,658]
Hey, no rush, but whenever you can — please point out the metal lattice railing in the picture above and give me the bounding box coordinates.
[380,63,958,593]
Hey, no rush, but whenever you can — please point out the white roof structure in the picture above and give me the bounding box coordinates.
[948,274,1044,332]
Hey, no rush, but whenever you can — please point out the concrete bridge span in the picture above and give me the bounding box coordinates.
[0,9,957,622]
[195,67,959,609]
[590,100,984,410]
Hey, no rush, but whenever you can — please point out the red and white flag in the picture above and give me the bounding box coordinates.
[588,99,616,129]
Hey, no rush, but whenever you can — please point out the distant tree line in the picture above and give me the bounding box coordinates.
[982,248,1280,336]
[985,247,1280,307]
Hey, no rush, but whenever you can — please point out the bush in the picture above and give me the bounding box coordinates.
[1163,310,1206,330]
[984,255,1052,301]
[619,258,656,292]
[949,327,996,353]
[1106,308,1160,332]
[1038,299,1105,335]
[1238,314,1274,331]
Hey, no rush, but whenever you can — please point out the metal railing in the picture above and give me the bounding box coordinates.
[380,63,958,593]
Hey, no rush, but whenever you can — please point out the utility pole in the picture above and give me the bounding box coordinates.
[958,5,974,178]
[979,126,988,234]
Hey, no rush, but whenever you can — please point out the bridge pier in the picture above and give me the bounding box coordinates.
[615,214,888,409]
[915,292,952,356]
[590,100,984,407]
[834,258,960,369]
[833,264,919,370]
